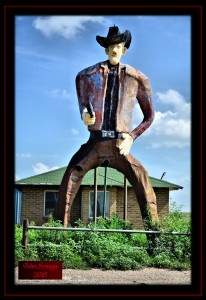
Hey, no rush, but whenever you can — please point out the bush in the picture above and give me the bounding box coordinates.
[150,202,191,269]
[81,235,150,270]
[15,225,24,267]
[14,206,191,270]
[36,242,89,269]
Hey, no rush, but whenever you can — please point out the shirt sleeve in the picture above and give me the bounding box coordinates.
[130,72,154,140]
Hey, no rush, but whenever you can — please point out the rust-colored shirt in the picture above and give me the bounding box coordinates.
[76,60,154,140]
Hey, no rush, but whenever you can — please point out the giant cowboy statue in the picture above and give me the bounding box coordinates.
[57,25,159,233]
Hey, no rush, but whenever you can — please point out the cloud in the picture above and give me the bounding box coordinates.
[15,175,21,180]
[70,128,79,136]
[156,89,190,119]
[33,16,110,39]
[47,89,70,99]
[131,89,191,148]
[32,162,59,175]
[16,46,73,66]
[16,153,32,158]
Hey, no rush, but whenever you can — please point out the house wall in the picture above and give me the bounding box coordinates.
[81,186,169,229]
[20,186,46,225]
[115,187,169,228]
[81,186,117,224]
[19,186,81,226]
[116,188,143,228]
[70,189,82,225]
[154,187,169,220]
[18,185,169,228]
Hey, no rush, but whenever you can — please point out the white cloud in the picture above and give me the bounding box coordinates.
[47,89,70,99]
[152,111,190,139]
[178,175,190,184]
[15,175,21,180]
[156,89,190,119]
[131,89,191,148]
[32,162,59,175]
[33,16,110,39]
[71,128,79,136]
[16,46,72,65]
[16,153,32,158]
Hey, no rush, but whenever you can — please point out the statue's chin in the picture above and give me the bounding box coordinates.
[109,57,120,65]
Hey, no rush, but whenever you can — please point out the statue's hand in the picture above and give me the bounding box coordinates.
[82,111,96,126]
[118,133,133,156]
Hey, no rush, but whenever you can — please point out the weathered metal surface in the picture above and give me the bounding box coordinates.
[25,224,192,236]
[57,27,159,232]
[76,61,154,141]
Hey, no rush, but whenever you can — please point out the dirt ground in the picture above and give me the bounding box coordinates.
[15,267,191,285]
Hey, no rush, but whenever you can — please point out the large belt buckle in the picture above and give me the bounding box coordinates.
[102,130,115,138]
[108,131,115,138]
[102,130,107,137]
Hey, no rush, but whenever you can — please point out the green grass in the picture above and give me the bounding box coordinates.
[15,203,191,270]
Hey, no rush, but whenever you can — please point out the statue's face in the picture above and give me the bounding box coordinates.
[105,42,127,65]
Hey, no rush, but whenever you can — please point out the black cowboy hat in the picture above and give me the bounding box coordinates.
[96,25,132,49]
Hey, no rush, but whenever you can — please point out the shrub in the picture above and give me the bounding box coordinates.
[150,202,191,269]
[36,242,89,269]
[80,232,151,270]
[14,225,24,267]
[14,205,191,270]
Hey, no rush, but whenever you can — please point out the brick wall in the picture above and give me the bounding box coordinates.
[80,186,169,229]
[154,187,169,220]
[81,186,117,224]
[20,186,47,225]
[20,185,81,226]
[70,188,81,225]
[19,185,169,228]
[116,188,143,228]
[116,187,169,228]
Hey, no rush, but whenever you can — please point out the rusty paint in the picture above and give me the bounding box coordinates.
[57,38,159,234]
[75,60,154,140]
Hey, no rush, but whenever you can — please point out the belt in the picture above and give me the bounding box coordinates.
[90,130,123,139]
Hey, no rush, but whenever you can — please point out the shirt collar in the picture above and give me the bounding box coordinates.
[100,60,126,72]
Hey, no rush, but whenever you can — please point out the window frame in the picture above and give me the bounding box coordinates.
[89,190,110,219]
[44,190,59,217]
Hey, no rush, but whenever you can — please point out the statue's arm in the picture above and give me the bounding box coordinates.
[130,74,154,140]
[75,73,96,126]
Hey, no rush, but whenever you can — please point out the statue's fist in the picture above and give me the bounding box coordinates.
[82,111,96,126]
[118,133,133,156]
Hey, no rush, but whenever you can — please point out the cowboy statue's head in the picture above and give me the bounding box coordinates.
[96,25,132,65]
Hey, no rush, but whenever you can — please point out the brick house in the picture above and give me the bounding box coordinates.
[15,166,183,229]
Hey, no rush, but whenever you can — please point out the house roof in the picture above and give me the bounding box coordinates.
[15,167,183,191]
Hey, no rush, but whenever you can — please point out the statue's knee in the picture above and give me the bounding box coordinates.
[71,166,84,182]
[75,165,83,171]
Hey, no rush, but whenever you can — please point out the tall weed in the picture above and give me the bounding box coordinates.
[15,206,191,270]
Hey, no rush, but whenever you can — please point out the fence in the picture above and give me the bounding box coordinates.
[22,219,191,248]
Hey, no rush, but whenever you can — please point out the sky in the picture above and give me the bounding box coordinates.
[15,15,191,212]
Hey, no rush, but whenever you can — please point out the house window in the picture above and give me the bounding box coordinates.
[89,191,109,218]
[44,191,59,217]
